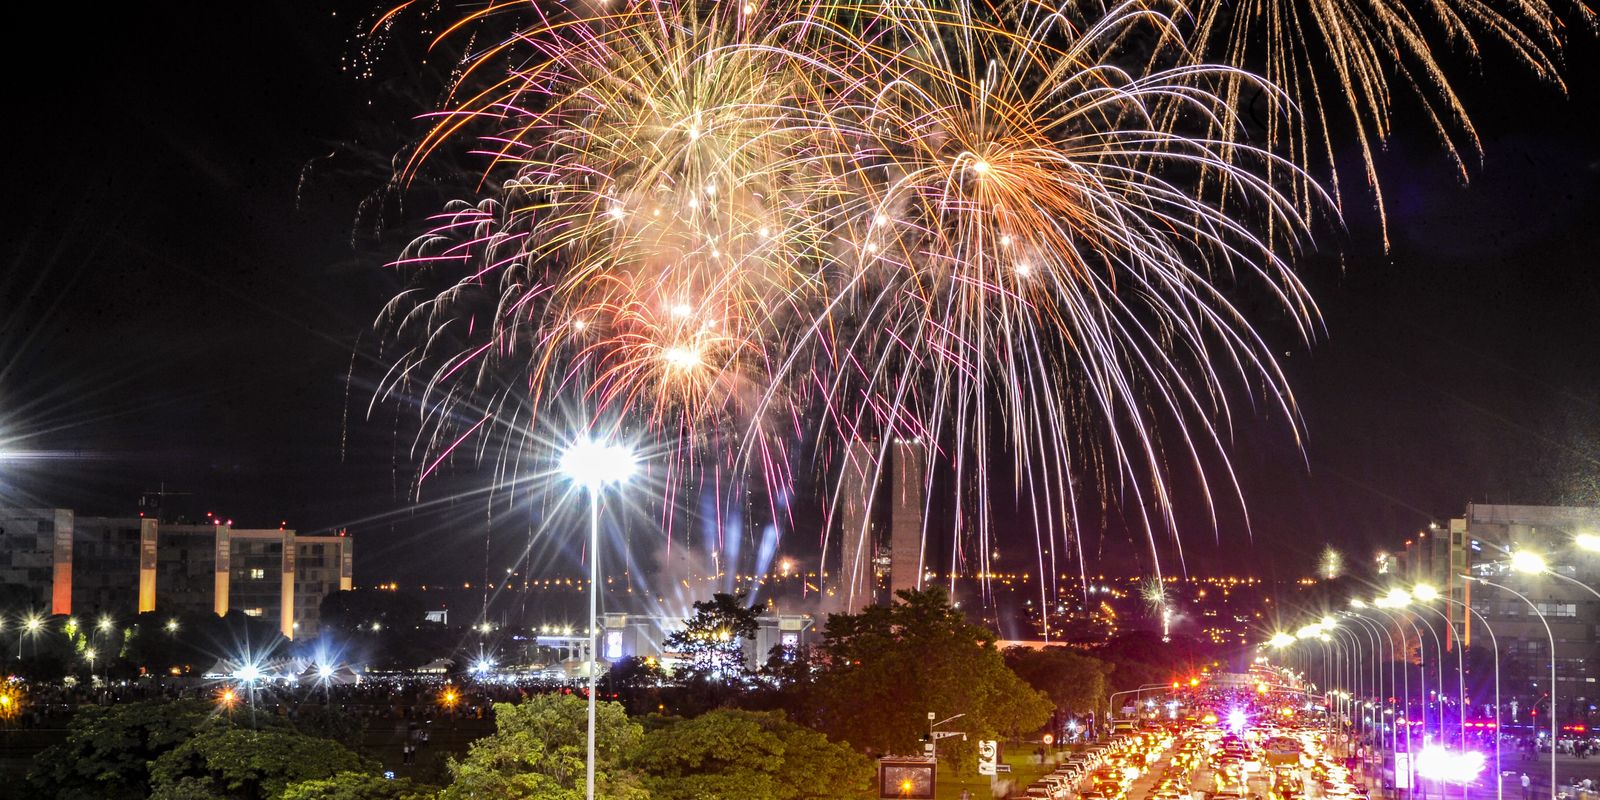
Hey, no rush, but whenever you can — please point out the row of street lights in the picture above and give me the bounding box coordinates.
[1265,534,1600,799]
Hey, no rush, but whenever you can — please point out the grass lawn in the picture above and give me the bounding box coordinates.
[934,746,1058,799]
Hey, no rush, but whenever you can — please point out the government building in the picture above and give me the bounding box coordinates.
[0,508,352,639]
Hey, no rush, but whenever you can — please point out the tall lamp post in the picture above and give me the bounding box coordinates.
[560,436,636,800]
[1466,574,1555,799]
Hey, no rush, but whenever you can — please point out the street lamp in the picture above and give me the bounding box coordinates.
[1575,533,1600,553]
[561,435,636,800]
[1417,586,1504,800]
[1410,585,1464,754]
[1508,548,1600,602]
[20,614,41,659]
[1466,574,1556,799]
[1509,550,1547,576]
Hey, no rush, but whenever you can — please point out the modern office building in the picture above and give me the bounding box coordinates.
[0,507,352,639]
[1460,504,1599,723]
[71,515,154,618]
[0,508,72,615]
[1390,503,1600,724]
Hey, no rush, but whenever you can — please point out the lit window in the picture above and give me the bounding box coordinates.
[244,608,264,617]
[249,568,266,580]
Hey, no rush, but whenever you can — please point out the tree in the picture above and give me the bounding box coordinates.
[280,772,436,800]
[799,587,1052,765]
[599,655,668,714]
[666,592,763,679]
[634,709,874,800]
[1091,631,1212,693]
[123,608,283,677]
[441,693,648,800]
[1004,646,1111,718]
[318,589,426,634]
[147,727,378,800]
[28,697,213,800]
[317,589,442,669]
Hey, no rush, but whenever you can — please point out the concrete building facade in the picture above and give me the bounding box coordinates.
[1394,504,1600,726]
[831,439,928,616]
[1459,504,1600,724]
[0,508,352,639]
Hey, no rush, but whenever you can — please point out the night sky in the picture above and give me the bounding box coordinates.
[3,2,1598,586]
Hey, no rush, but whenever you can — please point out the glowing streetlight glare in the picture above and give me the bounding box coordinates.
[318,664,334,679]
[1349,598,1367,609]
[1319,616,1337,629]
[235,664,261,683]
[1576,533,1600,552]
[560,439,637,490]
[1268,632,1296,649]
[97,616,113,632]
[1412,584,1440,602]
[1295,623,1323,639]
[165,619,179,633]
[1383,587,1412,608]
[1510,551,1548,575]
[24,615,41,632]
[1415,745,1487,783]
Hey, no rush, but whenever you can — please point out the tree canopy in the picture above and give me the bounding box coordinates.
[666,591,763,679]
[147,727,376,800]
[280,772,437,800]
[1003,646,1111,717]
[633,709,874,800]
[441,693,648,800]
[798,587,1052,764]
[28,697,214,800]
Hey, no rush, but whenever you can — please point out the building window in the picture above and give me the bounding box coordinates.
[244,608,264,617]
[249,568,266,580]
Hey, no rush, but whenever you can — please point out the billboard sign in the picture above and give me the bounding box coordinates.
[879,758,936,799]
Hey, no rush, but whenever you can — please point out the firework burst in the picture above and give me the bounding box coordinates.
[373,0,1321,589]
[1178,0,1580,246]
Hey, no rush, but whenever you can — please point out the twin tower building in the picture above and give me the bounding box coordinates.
[831,439,928,615]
